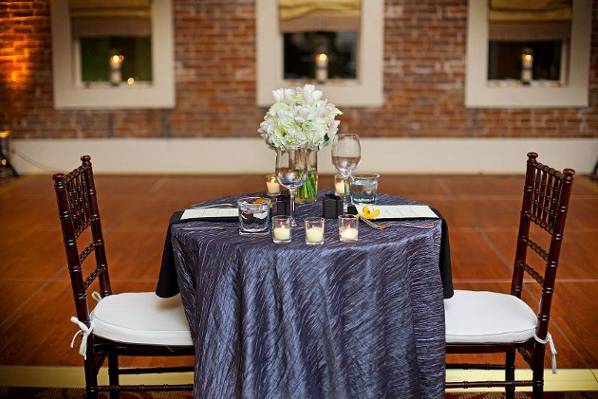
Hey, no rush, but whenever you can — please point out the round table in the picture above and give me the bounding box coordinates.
[171,193,446,399]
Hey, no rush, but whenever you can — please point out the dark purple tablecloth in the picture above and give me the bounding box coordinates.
[170,194,446,398]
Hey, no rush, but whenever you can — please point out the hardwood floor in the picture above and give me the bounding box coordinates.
[0,174,596,369]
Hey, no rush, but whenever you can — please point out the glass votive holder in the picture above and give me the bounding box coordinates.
[272,215,292,244]
[304,217,325,246]
[350,174,380,204]
[334,174,346,196]
[238,197,270,237]
[338,215,359,242]
[265,174,281,196]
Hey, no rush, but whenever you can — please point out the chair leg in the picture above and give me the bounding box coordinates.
[505,349,516,399]
[532,344,545,399]
[108,350,120,399]
[83,341,99,399]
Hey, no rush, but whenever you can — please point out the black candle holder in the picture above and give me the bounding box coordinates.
[322,193,343,219]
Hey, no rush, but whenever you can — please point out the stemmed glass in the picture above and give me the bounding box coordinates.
[331,134,361,207]
[275,148,307,226]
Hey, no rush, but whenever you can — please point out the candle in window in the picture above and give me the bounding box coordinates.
[110,54,124,86]
[305,217,325,245]
[266,174,281,195]
[521,48,533,86]
[316,53,328,84]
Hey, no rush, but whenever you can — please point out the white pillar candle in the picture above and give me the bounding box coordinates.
[340,226,358,241]
[266,180,280,195]
[521,50,533,85]
[305,227,324,244]
[110,54,123,85]
[316,53,328,83]
[273,226,291,241]
[334,181,345,195]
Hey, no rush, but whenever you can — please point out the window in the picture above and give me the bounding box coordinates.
[283,31,358,81]
[79,37,152,85]
[488,41,564,83]
[465,0,591,108]
[256,0,383,107]
[51,0,174,109]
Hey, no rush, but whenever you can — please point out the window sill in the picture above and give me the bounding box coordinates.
[79,82,153,89]
[53,85,174,109]
[465,85,588,108]
[487,80,563,88]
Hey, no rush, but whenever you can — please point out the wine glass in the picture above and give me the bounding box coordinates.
[331,134,361,206]
[276,148,307,226]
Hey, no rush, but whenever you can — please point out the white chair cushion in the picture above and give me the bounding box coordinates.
[91,292,192,346]
[445,290,537,344]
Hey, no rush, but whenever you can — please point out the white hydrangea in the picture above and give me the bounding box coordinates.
[258,84,342,151]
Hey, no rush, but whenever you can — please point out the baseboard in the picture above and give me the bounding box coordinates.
[10,138,598,175]
[0,366,596,391]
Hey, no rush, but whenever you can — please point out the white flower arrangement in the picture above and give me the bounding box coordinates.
[258,84,342,151]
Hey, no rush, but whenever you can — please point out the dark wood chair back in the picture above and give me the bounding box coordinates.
[53,155,112,328]
[511,152,575,341]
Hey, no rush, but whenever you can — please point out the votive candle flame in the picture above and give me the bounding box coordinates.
[305,217,325,245]
[339,215,359,242]
[340,226,358,241]
[272,215,291,244]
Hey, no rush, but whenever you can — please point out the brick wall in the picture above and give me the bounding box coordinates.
[1,0,597,138]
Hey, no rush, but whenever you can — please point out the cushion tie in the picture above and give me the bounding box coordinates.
[91,291,102,302]
[534,332,557,374]
[69,316,94,360]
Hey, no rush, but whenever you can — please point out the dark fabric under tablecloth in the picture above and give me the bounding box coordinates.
[156,194,454,299]
[159,193,448,399]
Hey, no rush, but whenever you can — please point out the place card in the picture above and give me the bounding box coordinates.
[181,207,239,220]
[355,204,438,220]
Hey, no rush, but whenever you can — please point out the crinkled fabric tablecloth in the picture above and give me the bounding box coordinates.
[170,193,446,399]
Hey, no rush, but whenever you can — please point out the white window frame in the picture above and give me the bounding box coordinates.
[465,0,592,108]
[51,0,175,109]
[256,0,384,107]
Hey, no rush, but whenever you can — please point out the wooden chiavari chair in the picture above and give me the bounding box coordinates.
[445,152,575,398]
[53,155,194,399]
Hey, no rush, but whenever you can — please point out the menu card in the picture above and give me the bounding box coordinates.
[181,207,239,220]
[355,204,438,219]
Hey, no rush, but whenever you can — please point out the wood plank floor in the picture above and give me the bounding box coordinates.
[0,174,596,370]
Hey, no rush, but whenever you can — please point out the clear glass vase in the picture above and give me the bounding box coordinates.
[296,149,318,204]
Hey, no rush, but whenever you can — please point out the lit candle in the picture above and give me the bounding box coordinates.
[338,215,359,242]
[521,48,533,85]
[272,215,291,243]
[110,54,124,86]
[316,53,328,83]
[266,174,280,195]
[305,217,325,245]
[273,226,291,241]
[305,227,324,244]
[522,53,533,68]
[340,226,358,241]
